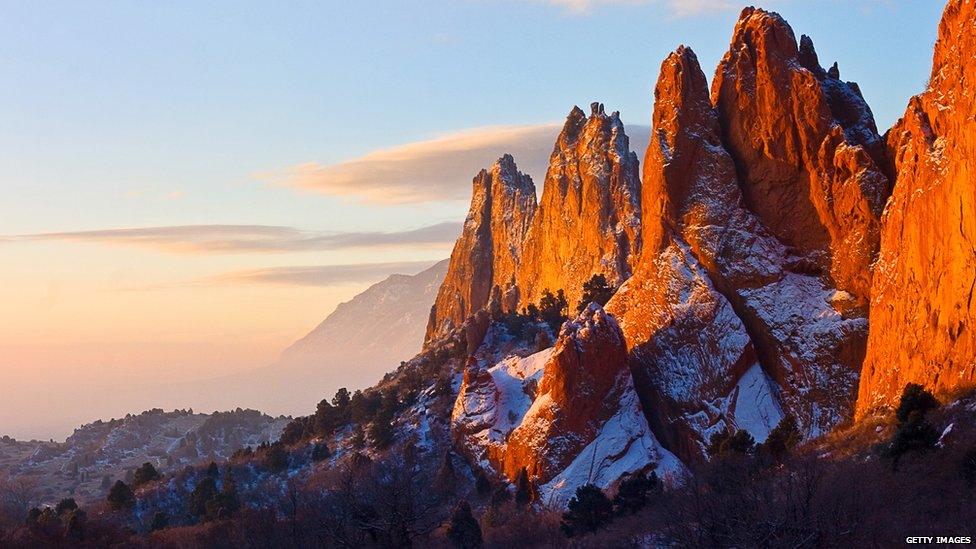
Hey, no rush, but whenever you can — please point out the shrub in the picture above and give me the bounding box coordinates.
[561,484,614,537]
[539,289,569,333]
[896,383,939,423]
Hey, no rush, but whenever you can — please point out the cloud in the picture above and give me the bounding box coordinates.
[532,0,736,15]
[203,261,442,287]
[11,222,461,254]
[261,122,650,204]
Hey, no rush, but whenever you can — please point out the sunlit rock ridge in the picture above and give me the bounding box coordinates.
[428,1,975,491]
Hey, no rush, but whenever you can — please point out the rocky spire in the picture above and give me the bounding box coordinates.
[424,155,536,344]
[857,0,976,417]
[516,103,642,311]
[711,7,889,307]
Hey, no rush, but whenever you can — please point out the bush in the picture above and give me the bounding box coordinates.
[539,289,569,333]
[896,383,939,423]
[886,414,939,462]
[561,484,614,537]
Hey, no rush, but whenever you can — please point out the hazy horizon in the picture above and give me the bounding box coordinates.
[0,0,946,440]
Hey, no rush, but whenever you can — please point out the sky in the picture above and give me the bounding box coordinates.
[0,0,945,440]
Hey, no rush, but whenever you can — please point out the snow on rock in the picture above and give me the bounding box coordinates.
[452,304,672,497]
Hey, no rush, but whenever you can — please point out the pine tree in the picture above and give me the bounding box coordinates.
[189,476,218,518]
[311,442,331,462]
[539,289,569,333]
[106,480,135,510]
[132,462,162,487]
[55,498,78,517]
[612,472,659,515]
[577,274,615,312]
[561,484,614,537]
[707,427,755,457]
[896,383,939,423]
[150,511,169,531]
[447,500,483,548]
[762,415,803,461]
[514,467,534,505]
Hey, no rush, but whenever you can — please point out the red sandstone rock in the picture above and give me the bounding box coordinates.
[425,155,536,343]
[516,103,642,310]
[857,0,976,417]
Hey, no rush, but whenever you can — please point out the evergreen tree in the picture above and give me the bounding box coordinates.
[150,511,169,531]
[514,467,534,505]
[447,500,483,549]
[762,415,803,461]
[962,446,976,486]
[613,472,659,515]
[188,477,218,517]
[263,443,289,472]
[311,442,331,462]
[474,469,491,495]
[63,509,86,542]
[577,274,615,312]
[106,480,135,510]
[55,498,78,516]
[332,387,352,410]
[539,289,569,333]
[707,427,755,457]
[561,484,614,537]
[132,462,162,487]
[206,461,220,479]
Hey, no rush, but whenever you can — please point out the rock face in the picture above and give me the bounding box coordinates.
[516,103,642,310]
[609,8,892,460]
[425,155,537,343]
[451,305,680,503]
[857,0,976,416]
[712,7,889,307]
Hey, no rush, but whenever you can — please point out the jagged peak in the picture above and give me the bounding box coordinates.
[728,6,798,60]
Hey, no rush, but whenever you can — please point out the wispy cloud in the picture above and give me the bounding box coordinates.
[203,260,441,287]
[10,222,461,254]
[260,122,650,205]
[529,0,736,16]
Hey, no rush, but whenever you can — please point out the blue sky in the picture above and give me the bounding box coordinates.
[0,0,948,438]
